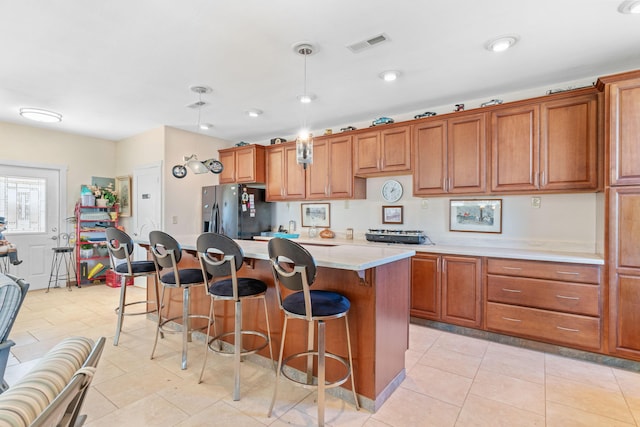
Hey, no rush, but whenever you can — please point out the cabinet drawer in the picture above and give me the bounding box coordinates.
[486,302,601,350]
[487,275,599,316]
[487,258,600,284]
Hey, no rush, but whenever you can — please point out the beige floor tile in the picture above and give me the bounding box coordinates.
[175,400,267,427]
[433,332,489,358]
[371,386,460,427]
[418,344,482,379]
[546,374,635,424]
[546,353,620,392]
[408,323,440,353]
[469,369,545,415]
[545,400,636,427]
[85,393,189,427]
[614,368,640,425]
[401,365,472,406]
[81,388,118,423]
[480,342,545,384]
[455,394,545,427]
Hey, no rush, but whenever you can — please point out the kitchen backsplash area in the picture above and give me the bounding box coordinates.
[272,175,603,254]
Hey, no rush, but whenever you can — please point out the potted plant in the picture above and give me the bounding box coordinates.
[90,183,118,207]
[79,237,94,259]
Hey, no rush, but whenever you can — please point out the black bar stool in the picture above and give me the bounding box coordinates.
[105,227,160,346]
[196,232,273,401]
[47,233,76,292]
[267,237,359,426]
[149,230,209,370]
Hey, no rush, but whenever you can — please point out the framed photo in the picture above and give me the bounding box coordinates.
[116,176,132,217]
[301,203,330,227]
[382,205,403,224]
[450,199,502,233]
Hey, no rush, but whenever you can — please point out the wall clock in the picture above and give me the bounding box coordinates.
[381,179,403,203]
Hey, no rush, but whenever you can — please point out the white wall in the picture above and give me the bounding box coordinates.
[273,174,601,253]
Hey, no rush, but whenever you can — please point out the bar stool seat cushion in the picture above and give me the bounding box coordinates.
[283,290,351,317]
[114,261,156,275]
[209,277,267,298]
[160,268,208,286]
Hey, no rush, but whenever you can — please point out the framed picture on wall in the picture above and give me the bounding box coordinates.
[449,199,502,233]
[301,203,330,227]
[382,206,403,224]
[116,176,132,217]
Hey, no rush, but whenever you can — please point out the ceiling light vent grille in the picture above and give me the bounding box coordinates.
[347,33,390,53]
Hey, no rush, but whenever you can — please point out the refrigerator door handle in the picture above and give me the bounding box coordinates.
[211,202,220,233]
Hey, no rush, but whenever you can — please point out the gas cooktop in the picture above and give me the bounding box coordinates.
[365,229,434,245]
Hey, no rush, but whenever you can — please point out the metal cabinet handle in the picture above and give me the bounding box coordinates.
[502,317,522,322]
[557,271,580,275]
[556,326,580,333]
[502,266,522,271]
[556,295,580,300]
[502,288,522,293]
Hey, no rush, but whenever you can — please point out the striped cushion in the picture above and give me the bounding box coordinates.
[0,336,93,427]
[0,274,21,341]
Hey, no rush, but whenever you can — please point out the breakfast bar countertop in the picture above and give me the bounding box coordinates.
[137,234,416,271]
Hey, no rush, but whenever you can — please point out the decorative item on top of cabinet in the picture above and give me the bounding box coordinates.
[486,258,602,352]
[412,113,487,196]
[218,144,265,184]
[353,124,411,177]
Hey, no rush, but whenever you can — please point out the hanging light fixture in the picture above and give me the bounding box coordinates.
[189,85,213,131]
[294,43,315,169]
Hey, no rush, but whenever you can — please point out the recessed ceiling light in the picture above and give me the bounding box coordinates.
[619,0,640,13]
[379,70,400,82]
[19,107,62,123]
[297,93,316,104]
[246,109,263,117]
[199,123,213,130]
[485,35,519,52]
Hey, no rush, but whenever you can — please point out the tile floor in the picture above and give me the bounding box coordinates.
[6,284,640,426]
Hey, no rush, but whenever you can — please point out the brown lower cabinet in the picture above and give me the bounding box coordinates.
[411,253,482,328]
[411,254,604,353]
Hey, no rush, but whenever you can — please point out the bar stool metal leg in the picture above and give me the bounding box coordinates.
[113,276,127,346]
[182,286,190,370]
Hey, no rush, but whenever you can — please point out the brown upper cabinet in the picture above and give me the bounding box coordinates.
[265,142,306,201]
[218,145,266,184]
[305,135,366,200]
[353,124,411,177]
[413,113,487,195]
[490,90,598,193]
[597,72,640,186]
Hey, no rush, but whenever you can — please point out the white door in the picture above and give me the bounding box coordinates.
[132,162,162,278]
[0,163,66,290]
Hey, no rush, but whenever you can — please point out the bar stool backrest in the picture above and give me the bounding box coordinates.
[268,238,318,319]
[105,227,135,274]
[149,231,184,285]
[196,232,243,279]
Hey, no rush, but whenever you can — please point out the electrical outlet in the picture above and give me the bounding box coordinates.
[421,199,429,209]
[172,215,178,224]
[344,200,350,209]
[531,197,541,209]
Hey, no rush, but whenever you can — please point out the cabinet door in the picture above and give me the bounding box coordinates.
[413,120,447,195]
[448,113,487,194]
[490,105,539,192]
[353,131,380,175]
[235,146,265,183]
[265,147,285,201]
[608,77,640,186]
[327,135,354,198]
[306,139,329,199]
[410,254,440,320]
[218,150,236,184]
[441,255,482,327]
[284,144,306,199]
[380,126,411,173]
[541,94,598,190]
[609,186,640,356]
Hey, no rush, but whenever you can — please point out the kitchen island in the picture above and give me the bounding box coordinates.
[140,236,415,412]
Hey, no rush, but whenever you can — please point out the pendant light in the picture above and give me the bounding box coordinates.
[189,85,213,130]
[294,43,315,169]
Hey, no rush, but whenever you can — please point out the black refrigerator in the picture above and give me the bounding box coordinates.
[202,184,272,240]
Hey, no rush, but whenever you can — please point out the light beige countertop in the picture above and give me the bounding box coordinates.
[253,235,604,265]
[138,235,416,271]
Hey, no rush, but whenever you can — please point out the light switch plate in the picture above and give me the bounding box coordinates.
[421,199,429,209]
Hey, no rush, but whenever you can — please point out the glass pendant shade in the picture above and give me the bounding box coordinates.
[296,131,313,169]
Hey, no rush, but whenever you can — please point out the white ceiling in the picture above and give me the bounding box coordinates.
[2,0,639,144]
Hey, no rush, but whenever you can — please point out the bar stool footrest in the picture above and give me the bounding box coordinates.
[281,351,351,390]
[208,330,269,356]
[115,300,158,316]
[158,314,212,335]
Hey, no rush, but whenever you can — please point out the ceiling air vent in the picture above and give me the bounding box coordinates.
[347,33,390,53]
